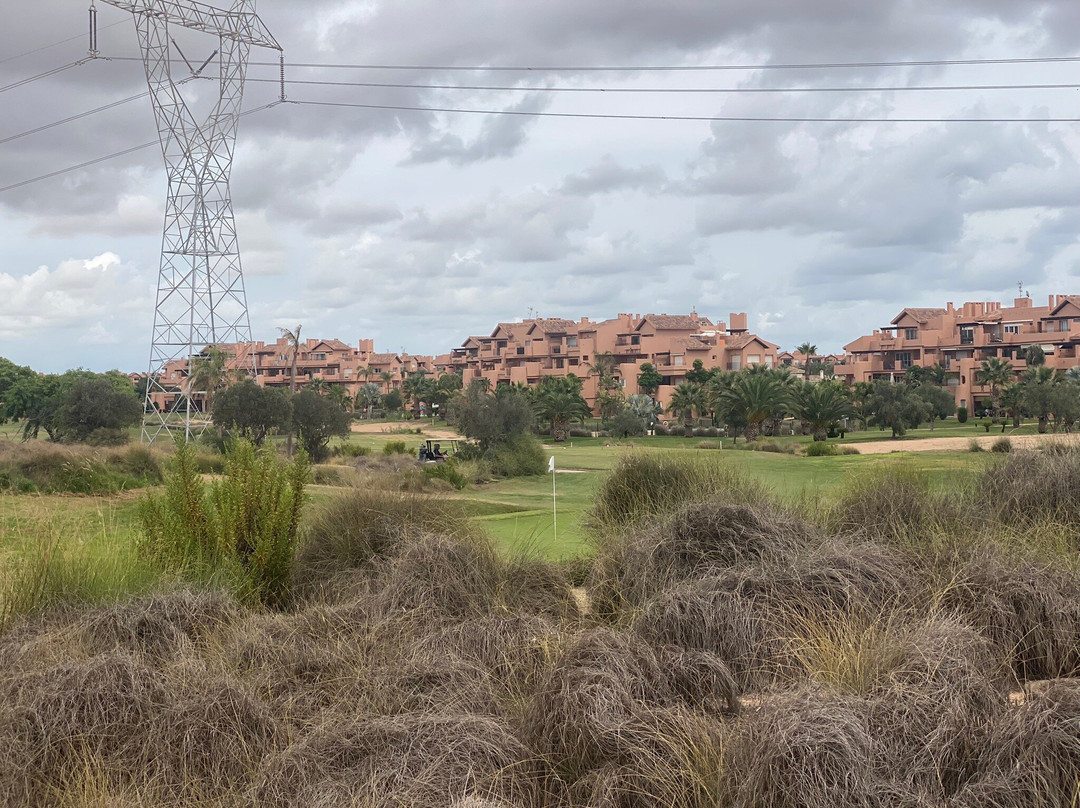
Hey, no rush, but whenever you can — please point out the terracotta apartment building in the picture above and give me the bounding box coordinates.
[438,312,780,409]
[148,337,435,411]
[838,295,1080,411]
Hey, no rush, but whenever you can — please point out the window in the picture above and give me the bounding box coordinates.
[897,351,913,369]
[566,336,578,348]
[904,328,918,340]
[314,353,326,360]
[960,327,974,345]
[673,355,684,366]
[1062,319,1071,332]
[516,347,525,355]
[1004,325,1020,335]
[730,356,742,371]
[747,354,760,365]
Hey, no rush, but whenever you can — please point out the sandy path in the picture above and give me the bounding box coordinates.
[349,422,462,439]
[848,432,1080,455]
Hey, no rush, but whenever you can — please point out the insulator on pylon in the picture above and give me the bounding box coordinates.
[88,2,99,57]
[279,55,286,101]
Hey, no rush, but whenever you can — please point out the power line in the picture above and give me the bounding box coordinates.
[239,76,1080,94]
[0,58,94,94]
[0,20,125,65]
[103,53,1080,72]
[285,97,1080,124]
[0,102,280,195]
[0,77,200,147]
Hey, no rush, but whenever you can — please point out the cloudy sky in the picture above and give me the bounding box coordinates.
[3,0,1080,373]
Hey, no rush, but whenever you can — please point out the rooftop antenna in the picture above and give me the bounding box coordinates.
[99,0,282,443]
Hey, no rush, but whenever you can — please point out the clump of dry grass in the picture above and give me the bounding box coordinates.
[0,653,169,804]
[864,614,1010,799]
[940,545,1080,681]
[251,712,539,808]
[727,684,877,808]
[523,628,736,788]
[589,501,817,616]
[827,465,963,545]
[584,451,770,535]
[292,488,480,593]
[371,533,575,620]
[954,680,1080,808]
[635,575,782,690]
[80,589,239,660]
[979,448,1080,532]
[0,440,164,494]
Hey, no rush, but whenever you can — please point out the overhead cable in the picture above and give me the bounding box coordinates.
[0,102,279,194]
[285,97,1080,124]
[102,53,1080,72]
[236,76,1080,93]
[0,58,94,94]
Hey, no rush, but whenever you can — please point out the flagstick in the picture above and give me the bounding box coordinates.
[550,457,558,544]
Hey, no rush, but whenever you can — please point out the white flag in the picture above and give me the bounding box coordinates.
[548,456,556,473]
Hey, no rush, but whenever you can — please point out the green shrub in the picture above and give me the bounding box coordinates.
[609,409,647,439]
[756,441,797,454]
[805,442,838,457]
[138,438,309,606]
[423,460,469,489]
[486,434,547,478]
[957,406,968,423]
[990,437,1012,453]
[334,442,371,459]
[383,440,409,456]
[969,439,985,453]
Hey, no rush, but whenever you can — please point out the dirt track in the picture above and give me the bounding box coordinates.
[349,422,461,439]
[849,432,1080,455]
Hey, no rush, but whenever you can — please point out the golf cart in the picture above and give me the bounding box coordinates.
[419,438,460,462]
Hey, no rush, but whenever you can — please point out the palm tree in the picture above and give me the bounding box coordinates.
[790,381,854,441]
[796,342,818,381]
[976,357,1014,418]
[1000,383,1024,430]
[588,351,621,395]
[667,381,707,436]
[716,371,787,442]
[534,386,591,442]
[186,346,239,415]
[380,371,394,395]
[278,325,302,393]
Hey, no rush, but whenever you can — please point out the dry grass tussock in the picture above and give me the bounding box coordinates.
[0,440,165,494]
[9,449,1080,806]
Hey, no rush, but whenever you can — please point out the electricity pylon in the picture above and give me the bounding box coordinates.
[100,0,281,442]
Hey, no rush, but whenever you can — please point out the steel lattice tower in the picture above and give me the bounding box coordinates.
[102,0,281,442]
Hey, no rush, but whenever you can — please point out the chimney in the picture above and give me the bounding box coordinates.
[946,302,954,314]
[729,312,748,332]
[1050,294,1056,308]
[1014,297,1032,309]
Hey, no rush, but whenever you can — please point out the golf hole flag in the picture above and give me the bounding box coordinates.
[548,456,556,473]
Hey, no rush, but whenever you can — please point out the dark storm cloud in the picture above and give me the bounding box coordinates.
[3,0,1080,369]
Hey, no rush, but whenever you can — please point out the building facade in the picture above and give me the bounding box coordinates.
[838,295,1080,410]
[441,312,780,409]
[146,336,436,412]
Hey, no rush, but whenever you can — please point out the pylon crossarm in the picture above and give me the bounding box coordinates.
[100,0,280,49]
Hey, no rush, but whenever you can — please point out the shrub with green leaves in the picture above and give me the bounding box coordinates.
[805,442,838,457]
[423,459,469,489]
[383,440,409,456]
[486,434,547,477]
[138,438,309,606]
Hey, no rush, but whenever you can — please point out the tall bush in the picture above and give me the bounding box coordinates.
[138,439,309,605]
